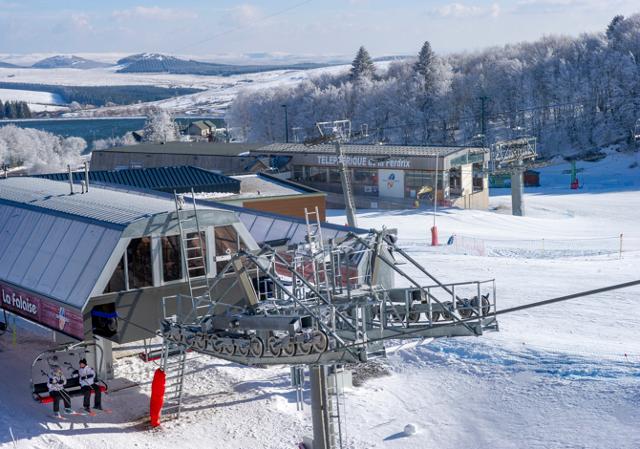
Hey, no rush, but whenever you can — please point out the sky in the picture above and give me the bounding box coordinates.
[0,0,639,61]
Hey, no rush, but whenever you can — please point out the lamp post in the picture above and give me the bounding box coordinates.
[281,104,289,143]
[431,153,439,246]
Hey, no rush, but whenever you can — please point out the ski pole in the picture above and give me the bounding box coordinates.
[59,389,72,405]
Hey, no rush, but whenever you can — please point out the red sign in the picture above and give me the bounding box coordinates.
[0,282,84,339]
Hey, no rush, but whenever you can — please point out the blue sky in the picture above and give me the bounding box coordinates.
[0,0,638,59]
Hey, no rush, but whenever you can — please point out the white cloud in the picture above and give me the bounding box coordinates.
[228,4,262,25]
[511,0,635,14]
[430,2,501,19]
[70,13,92,32]
[112,6,197,22]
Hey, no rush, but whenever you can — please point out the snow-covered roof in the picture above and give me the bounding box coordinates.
[257,143,485,158]
[0,177,185,228]
[97,142,264,156]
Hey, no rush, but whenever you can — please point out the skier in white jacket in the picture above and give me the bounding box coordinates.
[47,366,72,417]
[78,359,102,412]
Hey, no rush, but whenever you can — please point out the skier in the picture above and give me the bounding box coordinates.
[78,358,102,413]
[47,365,72,418]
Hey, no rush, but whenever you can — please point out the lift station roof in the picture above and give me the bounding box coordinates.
[0,177,239,313]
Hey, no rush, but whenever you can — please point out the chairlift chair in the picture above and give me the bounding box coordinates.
[30,341,108,403]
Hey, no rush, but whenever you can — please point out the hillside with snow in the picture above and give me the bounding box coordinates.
[0,61,352,117]
[0,151,638,449]
[0,88,66,112]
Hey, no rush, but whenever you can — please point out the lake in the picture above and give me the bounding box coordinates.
[0,117,225,147]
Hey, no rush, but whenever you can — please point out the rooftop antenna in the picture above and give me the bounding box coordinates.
[83,162,90,193]
[291,126,304,143]
[67,165,74,195]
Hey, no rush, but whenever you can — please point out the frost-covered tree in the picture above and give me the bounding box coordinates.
[228,13,640,155]
[142,108,179,143]
[350,46,375,80]
[93,132,138,151]
[414,41,438,92]
[0,125,85,173]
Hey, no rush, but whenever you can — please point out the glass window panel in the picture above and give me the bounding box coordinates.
[187,231,207,278]
[293,165,304,181]
[329,169,341,183]
[352,168,377,184]
[215,226,246,274]
[103,257,126,293]
[308,167,327,183]
[162,235,182,282]
[127,237,153,289]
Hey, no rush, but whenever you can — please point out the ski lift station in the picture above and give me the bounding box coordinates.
[258,143,490,210]
[89,141,491,211]
[0,174,500,449]
[0,176,353,371]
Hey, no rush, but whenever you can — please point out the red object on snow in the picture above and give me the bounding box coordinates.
[150,368,166,428]
[431,226,438,246]
[571,180,579,189]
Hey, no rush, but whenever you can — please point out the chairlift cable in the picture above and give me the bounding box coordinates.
[337,279,640,350]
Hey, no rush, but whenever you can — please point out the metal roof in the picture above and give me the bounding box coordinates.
[256,143,485,158]
[96,142,264,156]
[0,202,121,310]
[198,199,367,246]
[34,166,240,194]
[0,178,242,311]
[0,177,193,228]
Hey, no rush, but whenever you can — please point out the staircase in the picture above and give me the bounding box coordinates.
[160,339,187,420]
[304,207,330,292]
[326,364,346,449]
[159,191,212,420]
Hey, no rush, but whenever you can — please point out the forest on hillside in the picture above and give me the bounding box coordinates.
[228,14,640,157]
[0,83,202,107]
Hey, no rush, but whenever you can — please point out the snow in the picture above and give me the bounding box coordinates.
[0,88,63,105]
[0,88,67,112]
[0,62,366,117]
[1,152,639,449]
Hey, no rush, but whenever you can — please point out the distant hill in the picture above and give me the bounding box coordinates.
[0,61,21,68]
[32,55,112,69]
[117,53,331,76]
[0,82,202,106]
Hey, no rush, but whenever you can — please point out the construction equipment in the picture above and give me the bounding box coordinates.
[413,185,434,208]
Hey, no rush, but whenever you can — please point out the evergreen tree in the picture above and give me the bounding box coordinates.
[350,46,375,80]
[18,102,31,119]
[606,15,625,40]
[5,101,17,119]
[414,41,436,85]
[0,100,4,119]
[16,102,24,119]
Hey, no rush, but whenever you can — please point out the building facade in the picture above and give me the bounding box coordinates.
[256,143,490,209]
[90,142,265,173]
